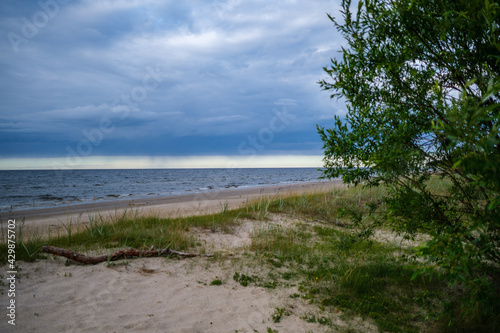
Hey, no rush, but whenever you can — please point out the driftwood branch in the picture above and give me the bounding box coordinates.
[41,246,213,265]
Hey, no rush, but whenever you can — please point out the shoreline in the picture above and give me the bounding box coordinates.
[0,179,343,236]
[1,167,325,213]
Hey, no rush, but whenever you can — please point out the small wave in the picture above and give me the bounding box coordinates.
[38,194,64,201]
[5,195,31,199]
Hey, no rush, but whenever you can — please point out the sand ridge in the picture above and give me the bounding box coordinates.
[0,180,343,239]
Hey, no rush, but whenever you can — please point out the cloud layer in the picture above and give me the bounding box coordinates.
[0,0,347,167]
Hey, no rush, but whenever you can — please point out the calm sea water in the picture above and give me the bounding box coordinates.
[0,168,324,212]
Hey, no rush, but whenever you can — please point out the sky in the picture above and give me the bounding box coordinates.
[0,0,347,169]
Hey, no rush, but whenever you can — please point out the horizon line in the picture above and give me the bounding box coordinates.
[0,155,324,170]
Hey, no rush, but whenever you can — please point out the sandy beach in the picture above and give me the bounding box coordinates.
[0,180,342,238]
[0,179,381,333]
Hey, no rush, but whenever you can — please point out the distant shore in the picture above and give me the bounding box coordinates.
[0,180,343,236]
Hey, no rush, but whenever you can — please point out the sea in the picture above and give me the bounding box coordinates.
[0,168,325,212]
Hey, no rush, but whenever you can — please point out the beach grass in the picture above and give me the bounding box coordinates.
[249,218,445,332]
[1,181,499,332]
[0,204,248,263]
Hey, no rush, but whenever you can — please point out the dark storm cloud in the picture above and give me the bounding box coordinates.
[0,0,347,160]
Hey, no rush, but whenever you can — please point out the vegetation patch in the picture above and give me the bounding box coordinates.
[248,186,500,332]
[0,207,249,264]
[210,279,222,286]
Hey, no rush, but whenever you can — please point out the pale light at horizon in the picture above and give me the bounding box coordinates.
[0,155,324,170]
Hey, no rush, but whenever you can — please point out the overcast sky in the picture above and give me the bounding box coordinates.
[0,0,347,169]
